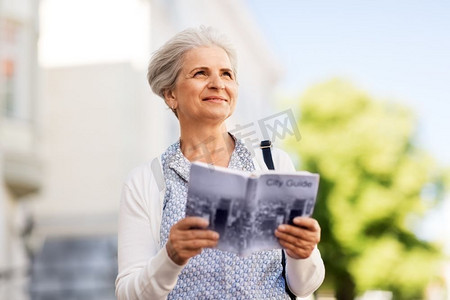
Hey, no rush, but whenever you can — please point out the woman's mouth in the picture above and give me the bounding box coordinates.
[203,97,227,103]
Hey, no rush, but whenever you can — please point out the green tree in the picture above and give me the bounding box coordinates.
[285,79,442,299]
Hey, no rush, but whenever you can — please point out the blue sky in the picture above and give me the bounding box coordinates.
[244,0,450,167]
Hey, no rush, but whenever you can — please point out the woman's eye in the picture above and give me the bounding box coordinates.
[193,71,207,77]
[222,71,233,79]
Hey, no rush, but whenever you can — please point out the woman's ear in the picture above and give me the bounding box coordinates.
[164,89,175,101]
[163,90,177,110]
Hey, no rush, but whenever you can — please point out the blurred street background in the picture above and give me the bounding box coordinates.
[0,0,449,299]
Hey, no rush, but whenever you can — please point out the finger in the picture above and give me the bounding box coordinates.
[167,232,219,265]
[292,217,321,232]
[182,229,220,242]
[175,217,210,230]
[178,238,219,250]
[276,225,320,243]
[275,229,317,247]
[279,240,315,259]
[278,238,314,252]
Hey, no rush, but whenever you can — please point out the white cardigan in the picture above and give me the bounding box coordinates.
[115,147,325,299]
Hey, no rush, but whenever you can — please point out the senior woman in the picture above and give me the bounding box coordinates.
[115,26,325,299]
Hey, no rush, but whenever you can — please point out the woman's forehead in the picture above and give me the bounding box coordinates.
[182,46,232,69]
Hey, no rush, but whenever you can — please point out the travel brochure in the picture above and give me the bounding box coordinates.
[186,162,320,257]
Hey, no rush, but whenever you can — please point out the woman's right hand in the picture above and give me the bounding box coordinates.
[166,217,220,265]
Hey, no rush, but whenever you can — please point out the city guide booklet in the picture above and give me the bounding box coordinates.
[186,162,320,257]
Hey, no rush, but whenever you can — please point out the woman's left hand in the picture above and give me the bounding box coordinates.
[274,217,321,259]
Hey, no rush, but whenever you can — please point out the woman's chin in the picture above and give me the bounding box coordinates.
[179,107,235,124]
[203,106,233,119]
[206,112,231,122]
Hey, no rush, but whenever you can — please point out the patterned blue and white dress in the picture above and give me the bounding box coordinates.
[159,139,290,299]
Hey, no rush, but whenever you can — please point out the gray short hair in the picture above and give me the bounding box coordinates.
[147,26,238,100]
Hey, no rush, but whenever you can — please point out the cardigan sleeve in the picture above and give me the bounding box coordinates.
[115,164,185,300]
[285,247,325,297]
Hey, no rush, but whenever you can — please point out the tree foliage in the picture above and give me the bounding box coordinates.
[285,79,442,299]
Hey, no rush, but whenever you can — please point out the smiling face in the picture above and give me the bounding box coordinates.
[164,46,238,125]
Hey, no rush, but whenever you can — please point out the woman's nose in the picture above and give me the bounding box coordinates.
[207,74,225,89]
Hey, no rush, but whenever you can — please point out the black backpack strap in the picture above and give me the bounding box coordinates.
[260,140,296,300]
[260,140,275,170]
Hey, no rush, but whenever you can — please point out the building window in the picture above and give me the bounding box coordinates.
[0,18,30,120]
[2,59,15,117]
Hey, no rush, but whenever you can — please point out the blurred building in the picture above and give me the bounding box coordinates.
[35,0,282,236]
[0,0,282,299]
[0,0,41,299]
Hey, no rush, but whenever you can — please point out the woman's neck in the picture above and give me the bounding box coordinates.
[179,123,235,167]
